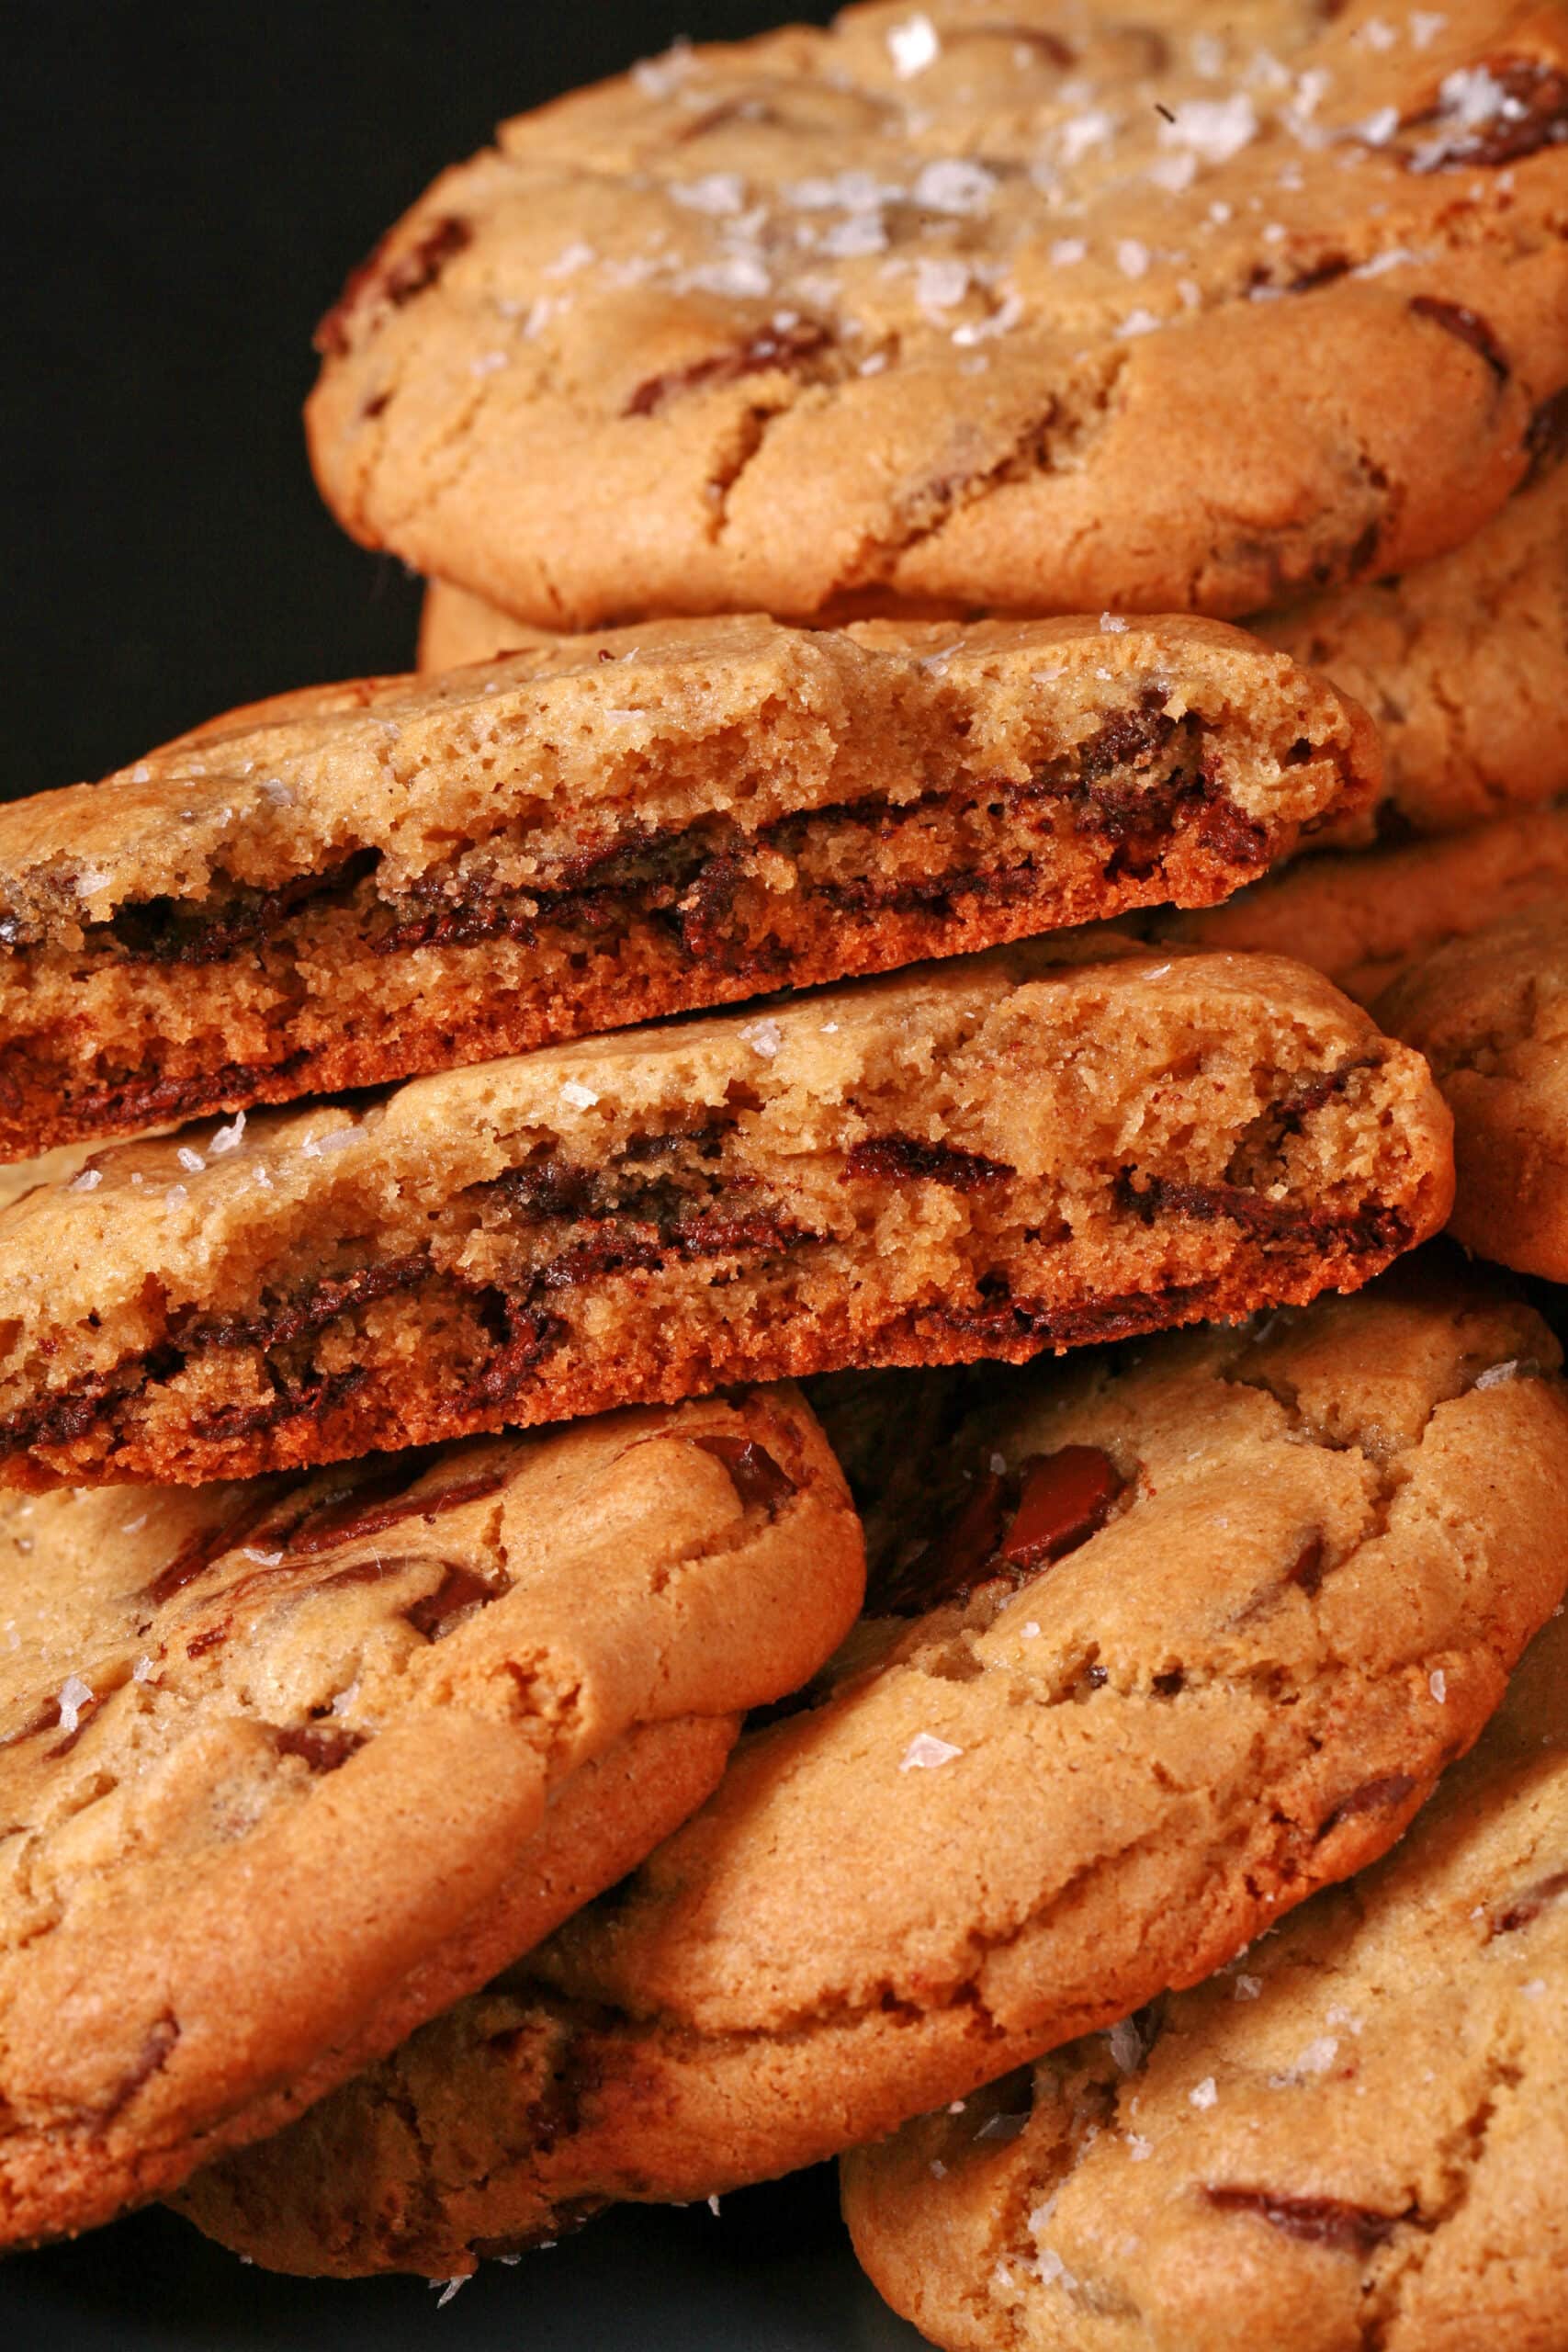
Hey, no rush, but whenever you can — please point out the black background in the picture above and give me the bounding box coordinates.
[2,9,921,2344]
[6,0,837,799]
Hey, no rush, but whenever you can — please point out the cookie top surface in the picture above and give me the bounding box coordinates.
[177,1264,1568,2276]
[1375,901,1568,1277]
[0,937,1452,1487]
[0,612,1371,922]
[841,1601,1568,2352]
[1161,800,1568,1001]
[308,0,1568,628]
[0,1382,863,2243]
[1258,459,1568,841]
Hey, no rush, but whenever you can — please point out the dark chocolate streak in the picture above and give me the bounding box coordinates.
[1204,2187,1402,2256]
[28,705,1271,993]
[1408,297,1510,385]
[273,1722,368,1773]
[96,2015,181,2128]
[1316,1773,1417,1839]
[841,1135,1014,1191]
[0,1120,1412,1464]
[316,214,472,357]
[1489,1869,1568,1938]
[1116,1172,1408,1257]
[625,320,835,416]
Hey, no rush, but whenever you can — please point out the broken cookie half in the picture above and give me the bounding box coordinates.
[0,937,1450,1488]
[0,614,1374,1158]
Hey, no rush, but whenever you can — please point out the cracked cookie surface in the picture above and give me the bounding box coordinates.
[1374,901,1568,1279]
[843,1579,1568,2352]
[308,0,1568,628]
[1159,799,1568,1002]
[0,1383,862,2245]
[422,459,1568,852]
[175,1264,1568,2277]
[0,938,1451,1489]
[0,612,1376,1160]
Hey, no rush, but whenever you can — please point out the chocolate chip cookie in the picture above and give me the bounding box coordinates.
[1375,902,1568,1279]
[422,461,1568,850]
[843,1587,1568,2352]
[0,938,1451,1489]
[0,613,1375,1161]
[1258,459,1568,842]
[307,0,1568,629]
[1162,799,1568,1001]
[175,1265,1568,2277]
[0,1383,862,2246]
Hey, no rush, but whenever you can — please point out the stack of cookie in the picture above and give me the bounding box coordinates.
[3,1,1567,2340]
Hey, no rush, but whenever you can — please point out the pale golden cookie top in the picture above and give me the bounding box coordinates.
[309,0,1568,625]
[842,1602,1568,2352]
[0,1385,862,2243]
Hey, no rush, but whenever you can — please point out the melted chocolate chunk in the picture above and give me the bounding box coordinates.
[1204,2186,1401,2255]
[1489,1868,1568,1938]
[692,1433,798,1513]
[403,1560,510,1641]
[1290,1534,1326,1597]
[624,321,834,418]
[1316,1773,1417,1838]
[1405,57,1568,171]
[840,1134,1016,1191]
[1000,1446,1125,1570]
[273,1722,368,1773]
[1408,297,1510,384]
[317,215,473,356]
[872,1444,1123,1614]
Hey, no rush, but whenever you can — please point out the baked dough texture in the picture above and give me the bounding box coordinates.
[176,1265,1568,2277]
[0,1383,862,2245]
[842,1584,1568,2352]
[308,0,1568,628]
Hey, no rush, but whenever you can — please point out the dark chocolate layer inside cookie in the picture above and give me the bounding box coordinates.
[0,703,1288,1155]
[0,1072,1416,1483]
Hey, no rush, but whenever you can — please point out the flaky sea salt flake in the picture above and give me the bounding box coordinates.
[559,1080,601,1109]
[887,12,940,77]
[57,1674,93,1736]
[1190,2075,1218,2109]
[209,1111,246,1156]
[900,1732,964,1771]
